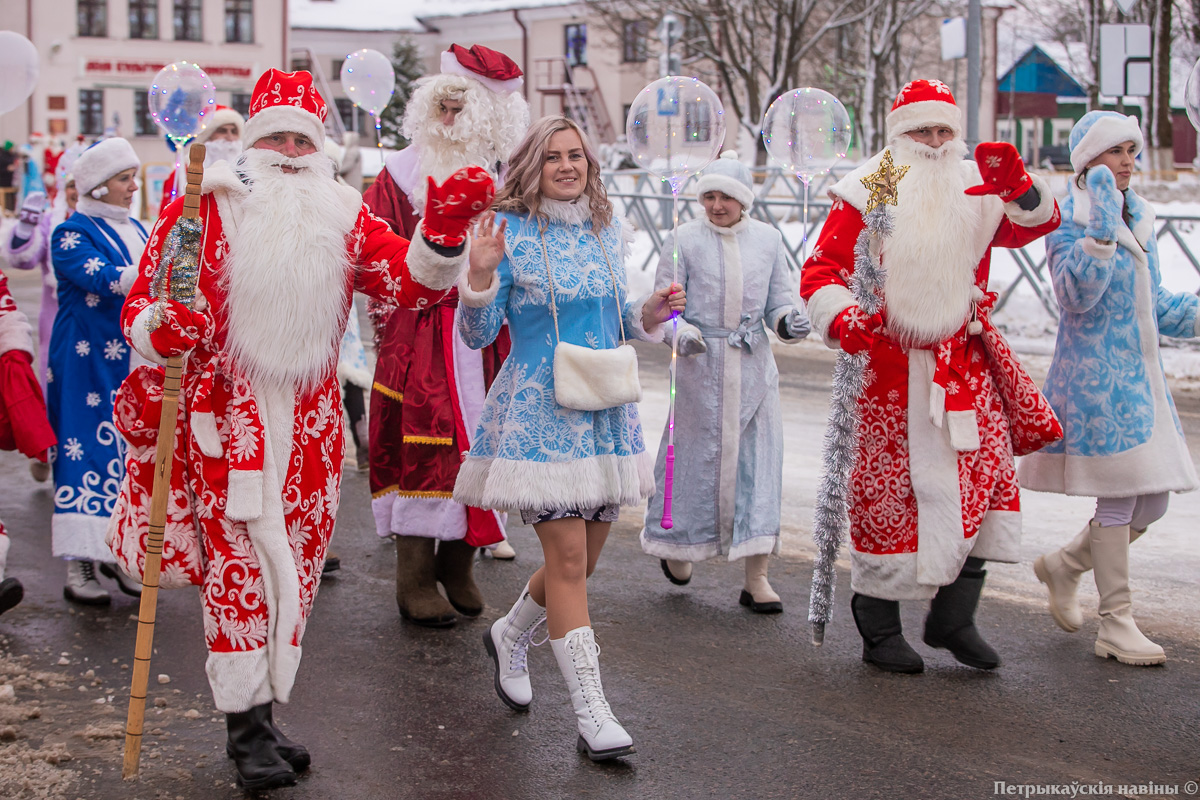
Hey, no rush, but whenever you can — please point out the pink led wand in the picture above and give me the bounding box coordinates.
[661,185,681,529]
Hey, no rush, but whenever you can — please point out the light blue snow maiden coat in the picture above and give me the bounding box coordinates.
[1017,176,1200,497]
[452,199,660,512]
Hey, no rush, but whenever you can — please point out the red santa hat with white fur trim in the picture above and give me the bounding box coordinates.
[885,79,962,143]
[440,44,524,95]
[241,69,329,150]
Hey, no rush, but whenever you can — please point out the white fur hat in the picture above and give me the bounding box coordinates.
[695,151,755,209]
[1069,110,1143,174]
[197,105,244,144]
[73,137,140,198]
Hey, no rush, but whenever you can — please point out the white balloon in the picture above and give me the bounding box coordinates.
[626,76,725,190]
[761,88,852,184]
[1186,58,1200,132]
[0,32,39,116]
[341,50,396,118]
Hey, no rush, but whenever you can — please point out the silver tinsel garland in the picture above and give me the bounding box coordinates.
[808,204,891,645]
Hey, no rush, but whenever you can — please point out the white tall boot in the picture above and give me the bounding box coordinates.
[551,626,634,761]
[1090,523,1165,666]
[740,554,782,613]
[64,560,111,606]
[1035,522,1148,633]
[483,582,546,711]
[0,536,23,616]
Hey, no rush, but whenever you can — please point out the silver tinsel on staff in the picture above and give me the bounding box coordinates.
[808,149,906,646]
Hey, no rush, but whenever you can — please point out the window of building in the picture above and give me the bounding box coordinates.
[48,96,68,111]
[134,91,157,136]
[129,0,158,39]
[290,55,312,72]
[682,15,704,59]
[684,99,712,142]
[174,0,202,41]
[230,93,252,118]
[565,23,587,68]
[622,20,648,63]
[78,0,107,37]
[336,97,368,133]
[225,0,253,43]
[80,89,105,136]
[333,60,344,81]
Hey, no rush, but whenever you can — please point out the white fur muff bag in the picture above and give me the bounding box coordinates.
[540,229,642,411]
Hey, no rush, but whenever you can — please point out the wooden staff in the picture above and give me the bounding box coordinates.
[122,143,206,779]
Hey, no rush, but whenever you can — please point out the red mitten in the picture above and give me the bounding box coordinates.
[829,306,882,355]
[148,300,211,357]
[422,166,496,247]
[964,142,1033,201]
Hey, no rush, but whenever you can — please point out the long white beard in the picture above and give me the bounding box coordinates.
[407,134,498,210]
[221,148,355,395]
[203,139,243,169]
[882,136,982,346]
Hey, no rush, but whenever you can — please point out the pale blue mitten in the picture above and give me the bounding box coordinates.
[1084,165,1123,242]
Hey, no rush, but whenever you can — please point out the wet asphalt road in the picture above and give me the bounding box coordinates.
[0,266,1198,799]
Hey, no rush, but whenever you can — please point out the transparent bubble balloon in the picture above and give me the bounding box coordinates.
[148,62,216,141]
[341,49,395,118]
[0,32,38,116]
[1186,57,1200,132]
[626,76,725,192]
[761,88,852,184]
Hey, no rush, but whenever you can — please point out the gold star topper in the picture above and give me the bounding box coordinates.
[860,149,909,214]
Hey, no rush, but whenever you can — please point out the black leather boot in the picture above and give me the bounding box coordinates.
[851,593,924,674]
[227,703,311,773]
[0,577,23,616]
[923,557,1001,670]
[225,703,297,790]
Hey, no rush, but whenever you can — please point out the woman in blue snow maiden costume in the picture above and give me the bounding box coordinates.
[1018,111,1200,667]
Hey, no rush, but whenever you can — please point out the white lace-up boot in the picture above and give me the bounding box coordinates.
[483,583,546,711]
[99,562,142,597]
[64,560,111,606]
[551,626,634,761]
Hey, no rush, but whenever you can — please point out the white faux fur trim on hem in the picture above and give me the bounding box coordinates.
[1017,447,1199,497]
[129,307,168,366]
[458,269,500,308]
[0,309,33,357]
[1003,174,1056,228]
[53,513,117,562]
[0,535,8,581]
[406,222,468,292]
[1081,237,1117,260]
[627,293,663,342]
[638,529,722,563]
[225,469,264,521]
[967,510,1021,563]
[850,550,938,602]
[806,284,856,348]
[192,411,223,458]
[727,534,782,561]
[206,649,274,713]
[383,494,468,540]
[454,450,654,511]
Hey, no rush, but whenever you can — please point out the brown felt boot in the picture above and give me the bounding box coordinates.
[395,535,456,628]
[435,539,483,617]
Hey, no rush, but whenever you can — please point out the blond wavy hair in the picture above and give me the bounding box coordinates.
[493,116,612,231]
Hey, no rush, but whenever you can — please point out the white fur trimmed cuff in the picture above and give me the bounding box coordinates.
[1003,174,1056,228]
[458,269,500,308]
[225,469,264,521]
[129,307,169,366]
[628,293,663,342]
[1082,237,1118,260]
[805,284,856,348]
[118,266,138,296]
[406,222,468,292]
[0,307,33,358]
[206,649,274,713]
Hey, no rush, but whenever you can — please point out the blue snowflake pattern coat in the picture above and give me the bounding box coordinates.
[1017,181,1200,497]
[47,212,144,560]
[452,205,660,512]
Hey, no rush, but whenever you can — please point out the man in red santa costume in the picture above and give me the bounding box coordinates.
[802,80,1061,674]
[363,43,529,628]
[113,68,500,790]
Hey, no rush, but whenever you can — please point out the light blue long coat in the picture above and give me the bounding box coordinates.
[452,208,657,512]
[1018,182,1199,497]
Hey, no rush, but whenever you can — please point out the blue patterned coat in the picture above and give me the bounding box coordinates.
[1018,182,1199,497]
[47,210,144,560]
[452,205,658,511]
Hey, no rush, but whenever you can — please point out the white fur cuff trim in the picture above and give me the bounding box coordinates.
[118,266,138,296]
[458,269,500,308]
[191,411,223,458]
[1003,174,1056,228]
[225,469,264,521]
[407,223,468,292]
[129,307,169,366]
[806,284,856,348]
[205,649,274,713]
[628,293,663,342]
[0,308,33,357]
[947,409,981,452]
[1082,237,1117,260]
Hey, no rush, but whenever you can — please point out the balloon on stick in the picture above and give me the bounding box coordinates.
[0,31,39,116]
[761,88,852,261]
[626,76,724,530]
[340,49,396,147]
[148,62,216,203]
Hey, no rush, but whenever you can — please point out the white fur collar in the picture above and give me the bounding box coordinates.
[541,197,592,227]
[77,196,130,220]
[702,214,749,236]
[201,160,250,199]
